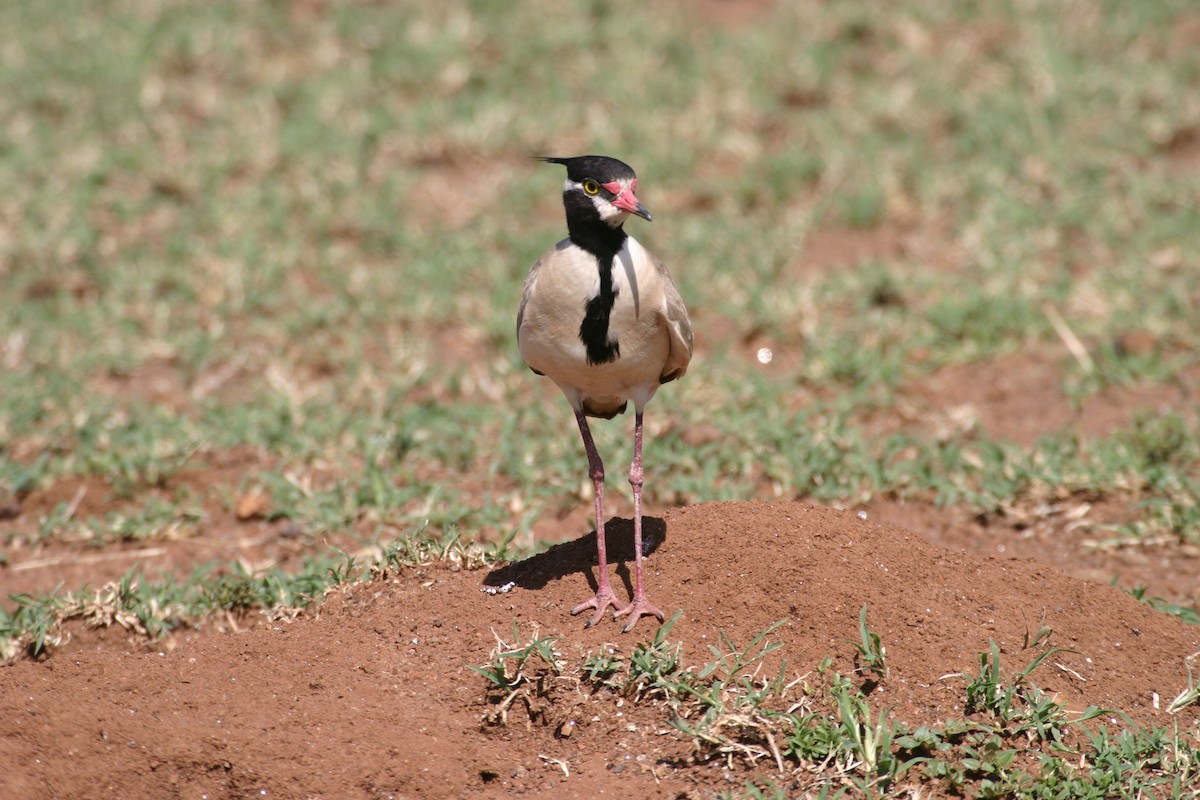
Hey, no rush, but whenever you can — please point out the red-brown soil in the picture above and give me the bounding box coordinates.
[2,501,1198,799]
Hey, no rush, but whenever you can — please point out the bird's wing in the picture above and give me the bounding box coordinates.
[652,252,693,384]
[516,248,549,375]
[516,241,557,340]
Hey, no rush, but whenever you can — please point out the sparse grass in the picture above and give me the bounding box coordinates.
[1124,585,1200,625]
[848,605,888,687]
[472,621,566,726]
[477,618,1200,798]
[1167,652,1200,715]
[0,527,495,664]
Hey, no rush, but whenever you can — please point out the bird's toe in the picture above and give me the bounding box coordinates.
[571,589,624,628]
[614,597,666,634]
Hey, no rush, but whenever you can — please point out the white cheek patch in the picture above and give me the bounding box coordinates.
[593,195,629,223]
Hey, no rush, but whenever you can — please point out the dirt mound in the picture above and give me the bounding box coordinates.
[1,501,1196,798]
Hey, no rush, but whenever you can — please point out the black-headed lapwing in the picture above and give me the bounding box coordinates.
[517,155,693,633]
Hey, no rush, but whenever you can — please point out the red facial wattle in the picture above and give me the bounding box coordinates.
[603,179,652,221]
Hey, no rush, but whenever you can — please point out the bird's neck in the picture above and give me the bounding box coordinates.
[566,220,627,261]
[562,192,628,264]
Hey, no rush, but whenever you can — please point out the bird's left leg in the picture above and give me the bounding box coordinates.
[570,409,624,627]
[613,410,665,633]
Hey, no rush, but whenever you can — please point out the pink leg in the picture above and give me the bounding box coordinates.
[570,409,626,627]
[613,411,664,633]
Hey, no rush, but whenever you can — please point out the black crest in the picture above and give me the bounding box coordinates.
[537,155,637,185]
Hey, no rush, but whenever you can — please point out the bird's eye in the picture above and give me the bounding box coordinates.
[582,179,600,195]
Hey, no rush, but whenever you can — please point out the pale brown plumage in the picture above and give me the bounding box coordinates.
[516,155,693,633]
[518,236,692,418]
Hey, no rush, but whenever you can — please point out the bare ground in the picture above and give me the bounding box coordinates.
[1,498,1198,799]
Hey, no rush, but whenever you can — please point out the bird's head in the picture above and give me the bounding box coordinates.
[539,155,652,228]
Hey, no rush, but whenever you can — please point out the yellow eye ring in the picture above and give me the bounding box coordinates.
[582,179,600,195]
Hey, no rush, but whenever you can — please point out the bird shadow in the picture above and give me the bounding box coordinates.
[483,516,667,598]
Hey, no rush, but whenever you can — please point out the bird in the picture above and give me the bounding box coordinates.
[516,155,693,633]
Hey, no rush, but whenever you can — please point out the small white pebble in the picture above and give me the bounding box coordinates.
[756,347,773,364]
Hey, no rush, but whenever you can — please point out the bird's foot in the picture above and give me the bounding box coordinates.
[613,595,665,634]
[571,587,625,629]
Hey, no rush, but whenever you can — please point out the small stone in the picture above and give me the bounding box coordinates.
[0,499,20,520]
[1113,330,1157,358]
[234,486,272,520]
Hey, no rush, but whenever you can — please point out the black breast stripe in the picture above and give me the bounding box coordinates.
[579,254,620,365]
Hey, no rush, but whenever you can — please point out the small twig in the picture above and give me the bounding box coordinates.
[538,754,569,778]
[64,485,88,521]
[1054,662,1086,682]
[11,546,168,572]
[493,688,524,724]
[766,727,786,774]
[190,353,248,400]
[1044,304,1095,374]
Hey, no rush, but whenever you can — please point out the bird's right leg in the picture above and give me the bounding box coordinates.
[570,409,624,627]
[613,410,664,633]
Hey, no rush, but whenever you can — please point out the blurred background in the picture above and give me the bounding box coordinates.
[1,0,1198,642]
